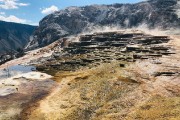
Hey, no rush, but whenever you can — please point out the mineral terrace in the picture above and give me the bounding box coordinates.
[21,30,180,120]
[0,30,180,120]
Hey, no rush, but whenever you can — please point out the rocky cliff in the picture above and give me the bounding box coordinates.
[0,21,37,55]
[27,0,180,49]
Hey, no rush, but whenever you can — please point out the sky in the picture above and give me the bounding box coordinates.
[0,0,144,26]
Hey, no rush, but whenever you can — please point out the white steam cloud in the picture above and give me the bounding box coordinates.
[79,22,180,38]
[41,5,59,15]
[176,1,180,18]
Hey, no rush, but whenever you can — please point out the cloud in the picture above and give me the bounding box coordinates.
[0,12,5,15]
[0,14,38,25]
[0,0,29,9]
[0,15,26,23]
[18,3,29,6]
[41,5,58,15]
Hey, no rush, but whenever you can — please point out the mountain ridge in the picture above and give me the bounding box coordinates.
[26,0,180,49]
[0,20,37,55]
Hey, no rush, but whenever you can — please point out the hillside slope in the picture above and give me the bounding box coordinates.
[27,0,180,49]
[0,21,37,55]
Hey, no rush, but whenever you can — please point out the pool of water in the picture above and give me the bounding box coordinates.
[0,65,36,80]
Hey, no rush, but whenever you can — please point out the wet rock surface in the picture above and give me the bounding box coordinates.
[35,31,177,76]
[0,64,57,119]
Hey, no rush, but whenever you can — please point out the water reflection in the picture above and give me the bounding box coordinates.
[0,65,36,80]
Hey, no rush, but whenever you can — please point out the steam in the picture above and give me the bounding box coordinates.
[80,22,180,37]
[79,23,168,37]
[177,9,180,18]
[176,1,180,18]
[67,21,180,43]
[82,24,122,34]
[133,23,167,36]
[124,19,130,27]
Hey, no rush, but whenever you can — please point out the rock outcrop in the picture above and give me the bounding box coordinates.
[27,0,180,49]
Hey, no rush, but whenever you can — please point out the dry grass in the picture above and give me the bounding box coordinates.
[21,62,140,120]
[21,60,180,120]
[126,96,180,120]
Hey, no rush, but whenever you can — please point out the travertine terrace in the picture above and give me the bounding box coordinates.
[19,31,180,120]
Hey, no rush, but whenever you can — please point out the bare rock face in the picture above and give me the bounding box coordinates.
[27,0,180,49]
